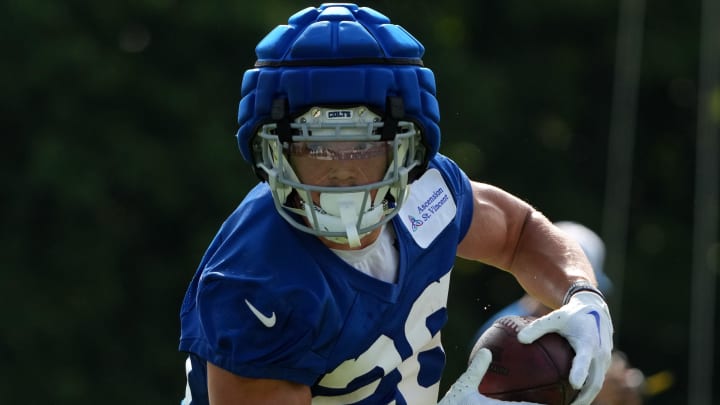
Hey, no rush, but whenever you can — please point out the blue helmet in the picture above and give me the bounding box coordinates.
[236,3,440,169]
[235,4,441,247]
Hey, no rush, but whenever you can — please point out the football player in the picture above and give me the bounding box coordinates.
[179,4,613,405]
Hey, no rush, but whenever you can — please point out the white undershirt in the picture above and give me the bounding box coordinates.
[330,225,399,283]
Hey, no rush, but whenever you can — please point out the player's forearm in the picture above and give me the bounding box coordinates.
[508,211,597,309]
[207,362,312,405]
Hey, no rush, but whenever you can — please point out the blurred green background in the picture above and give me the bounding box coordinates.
[2,0,717,404]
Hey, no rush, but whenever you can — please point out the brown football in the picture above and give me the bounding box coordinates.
[472,315,579,405]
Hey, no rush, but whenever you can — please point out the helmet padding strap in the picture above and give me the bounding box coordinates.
[271,97,292,143]
[381,96,404,141]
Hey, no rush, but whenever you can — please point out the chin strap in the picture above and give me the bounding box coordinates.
[303,192,385,248]
[336,196,362,247]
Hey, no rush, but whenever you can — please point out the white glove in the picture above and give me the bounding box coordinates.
[438,348,543,405]
[517,291,614,405]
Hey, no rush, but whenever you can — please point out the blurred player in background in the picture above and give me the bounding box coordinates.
[593,351,645,405]
[472,221,645,405]
[178,4,613,404]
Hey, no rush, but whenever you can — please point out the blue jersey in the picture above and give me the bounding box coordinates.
[179,154,474,405]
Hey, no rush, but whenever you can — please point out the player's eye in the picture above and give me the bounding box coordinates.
[290,141,388,160]
[305,142,330,155]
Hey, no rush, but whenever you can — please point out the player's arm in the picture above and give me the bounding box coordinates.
[456,180,595,309]
[456,180,613,405]
[207,362,311,405]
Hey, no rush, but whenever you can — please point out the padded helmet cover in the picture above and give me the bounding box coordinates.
[236,3,441,168]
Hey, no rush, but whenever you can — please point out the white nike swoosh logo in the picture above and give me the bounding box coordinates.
[244,299,277,328]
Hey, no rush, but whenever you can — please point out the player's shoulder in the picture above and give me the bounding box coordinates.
[428,152,461,172]
[195,180,330,315]
[197,265,323,327]
[191,221,332,353]
[188,231,342,382]
[426,153,469,192]
[223,182,276,230]
[199,222,326,298]
[212,183,305,260]
[189,264,331,382]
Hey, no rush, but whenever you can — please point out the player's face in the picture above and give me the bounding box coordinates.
[289,140,389,200]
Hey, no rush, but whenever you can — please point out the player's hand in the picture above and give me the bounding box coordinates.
[438,348,543,405]
[517,291,614,405]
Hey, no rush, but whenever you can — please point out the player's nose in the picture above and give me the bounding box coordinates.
[326,167,360,186]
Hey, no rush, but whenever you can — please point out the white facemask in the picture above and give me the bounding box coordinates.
[254,105,424,247]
